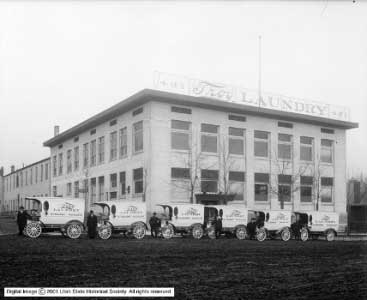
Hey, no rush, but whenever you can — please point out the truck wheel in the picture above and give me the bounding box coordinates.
[98,225,112,240]
[300,228,309,242]
[162,225,174,239]
[207,226,216,239]
[26,222,42,238]
[326,230,336,242]
[66,223,82,239]
[133,223,146,240]
[192,225,204,239]
[256,228,267,242]
[281,228,291,242]
[235,226,247,240]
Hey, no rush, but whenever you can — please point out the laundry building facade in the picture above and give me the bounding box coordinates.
[43,88,358,216]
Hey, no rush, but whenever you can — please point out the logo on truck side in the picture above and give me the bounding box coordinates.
[54,202,80,213]
[182,208,201,216]
[227,210,244,218]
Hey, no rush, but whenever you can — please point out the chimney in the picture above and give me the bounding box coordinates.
[11,165,15,173]
[54,125,60,137]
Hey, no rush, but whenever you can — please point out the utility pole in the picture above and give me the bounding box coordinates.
[258,35,262,107]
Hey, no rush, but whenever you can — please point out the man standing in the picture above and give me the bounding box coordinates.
[16,206,28,236]
[149,212,160,238]
[87,210,98,239]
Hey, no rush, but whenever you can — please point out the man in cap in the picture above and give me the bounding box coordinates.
[149,212,160,238]
[16,206,29,236]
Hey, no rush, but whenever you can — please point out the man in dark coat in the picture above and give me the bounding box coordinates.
[16,206,29,236]
[215,215,222,239]
[87,210,98,239]
[149,212,160,238]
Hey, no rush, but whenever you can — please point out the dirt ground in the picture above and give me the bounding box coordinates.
[0,234,366,300]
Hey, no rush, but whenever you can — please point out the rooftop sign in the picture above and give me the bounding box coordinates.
[153,72,350,121]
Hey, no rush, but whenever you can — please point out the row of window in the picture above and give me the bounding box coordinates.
[171,168,334,203]
[5,163,50,193]
[172,120,334,163]
[53,121,143,176]
[56,168,144,202]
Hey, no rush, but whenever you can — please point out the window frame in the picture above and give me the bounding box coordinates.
[171,120,192,151]
[201,123,219,154]
[254,131,269,158]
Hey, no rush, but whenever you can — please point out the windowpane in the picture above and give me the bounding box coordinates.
[201,181,218,193]
[172,120,191,130]
[321,177,333,186]
[321,139,333,147]
[171,132,190,150]
[133,121,143,153]
[254,141,268,157]
[135,181,143,194]
[110,132,117,161]
[278,174,292,184]
[201,124,218,133]
[254,131,268,139]
[120,172,126,196]
[133,168,143,180]
[201,135,217,153]
[229,138,244,155]
[254,173,269,182]
[201,170,219,179]
[229,171,245,182]
[229,181,244,200]
[300,186,312,202]
[171,168,190,179]
[171,106,192,114]
[229,127,244,137]
[110,173,117,188]
[300,136,313,145]
[278,184,291,202]
[278,144,291,159]
[278,133,292,142]
[300,146,312,161]
[119,128,127,157]
[255,184,268,201]
[321,186,332,203]
[301,176,313,185]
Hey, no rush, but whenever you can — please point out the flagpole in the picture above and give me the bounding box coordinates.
[258,35,262,108]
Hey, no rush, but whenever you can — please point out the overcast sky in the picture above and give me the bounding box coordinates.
[0,1,366,177]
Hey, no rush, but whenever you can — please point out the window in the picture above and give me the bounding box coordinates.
[278,121,293,128]
[90,129,96,135]
[228,114,246,122]
[300,176,313,203]
[110,192,117,200]
[278,134,292,160]
[74,147,79,171]
[40,165,43,182]
[229,127,245,155]
[133,168,144,194]
[35,167,38,183]
[133,107,143,116]
[45,163,49,180]
[120,172,126,197]
[53,155,57,177]
[278,175,292,203]
[110,173,117,188]
[67,150,72,173]
[201,124,218,153]
[110,131,118,161]
[58,144,63,149]
[201,170,219,193]
[58,153,63,175]
[98,176,105,201]
[133,121,143,153]
[20,172,23,187]
[110,119,117,126]
[255,173,269,202]
[66,183,72,196]
[321,139,333,163]
[74,136,79,142]
[30,168,33,185]
[254,131,269,158]
[171,106,192,114]
[98,136,105,164]
[90,178,96,203]
[25,170,28,185]
[90,140,96,166]
[171,120,191,150]
[74,181,79,198]
[300,136,313,161]
[83,179,88,203]
[321,128,334,134]
[83,143,89,168]
[229,171,245,200]
[119,127,127,158]
[171,168,191,201]
[53,186,57,197]
[321,177,333,203]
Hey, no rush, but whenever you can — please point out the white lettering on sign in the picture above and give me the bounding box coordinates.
[153,72,350,121]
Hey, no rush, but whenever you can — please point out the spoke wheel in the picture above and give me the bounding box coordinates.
[235,226,247,240]
[192,225,204,239]
[26,222,42,239]
[162,225,174,239]
[98,225,112,240]
[300,228,309,242]
[133,224,146,240]
[66,223,82,239]
[207,226,216,239]
[281,228,291,242]
[256,228,267,242]
[326,230,336,242]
